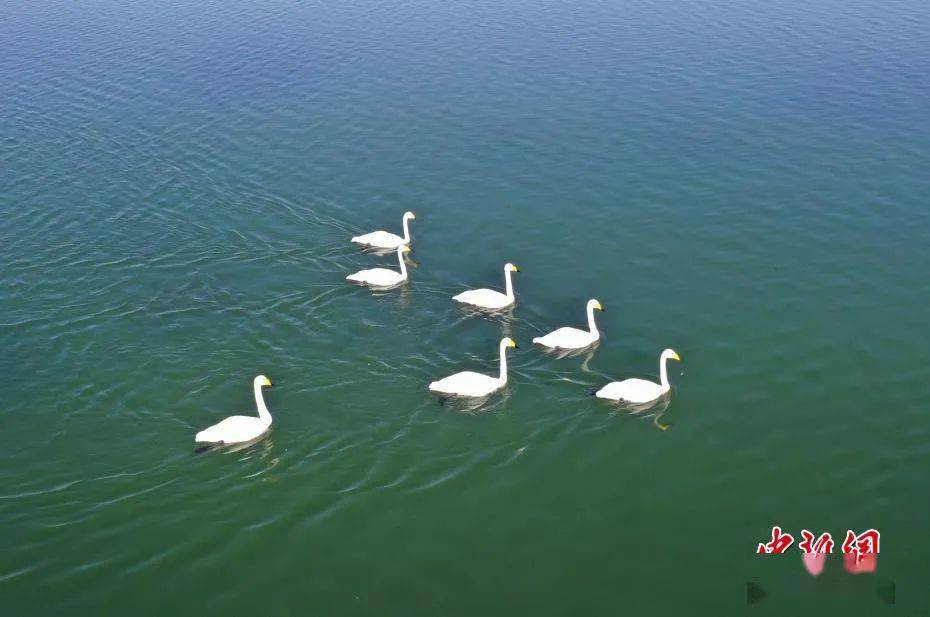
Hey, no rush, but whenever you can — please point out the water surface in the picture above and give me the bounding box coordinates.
[2,0,929,614]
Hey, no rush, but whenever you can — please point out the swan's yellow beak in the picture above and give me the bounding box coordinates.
[410,213,416,220]
[260,376,273,387]
[508,339,518,348]
[670,351,681,361]
[512,265,520,272]
[403,245,412,253]
[594,300,604,311]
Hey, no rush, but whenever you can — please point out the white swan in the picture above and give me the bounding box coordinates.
[453,263,519,310]
[533,299,604,350]
[595,349,681,404]
[195,375,273,445]
[346,245,411,287]
[429,337,517,397]
[351,211,415,249]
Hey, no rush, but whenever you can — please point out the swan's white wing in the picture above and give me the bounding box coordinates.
[346,268,375,282]
[346,268,404,287]
[453,288,511,309]
[195,415,268,444]
[429,371,500,397]
[596,379,663,404]
[532,327,594,349]
[351,231,405,249]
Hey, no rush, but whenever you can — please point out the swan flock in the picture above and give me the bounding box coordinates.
[195,211,681,446]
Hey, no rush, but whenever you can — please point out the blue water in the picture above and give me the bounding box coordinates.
[2,0,929,614]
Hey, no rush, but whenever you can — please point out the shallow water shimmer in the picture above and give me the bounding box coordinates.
[2,0,929,614]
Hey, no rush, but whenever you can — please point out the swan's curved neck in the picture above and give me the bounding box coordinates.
[498,342,509,384]
[401,216,411,243]
[659,356,670,389]
[254,383,271,423]
[503,268,515,299]
[586,305,600,337]
[397,248,408,279]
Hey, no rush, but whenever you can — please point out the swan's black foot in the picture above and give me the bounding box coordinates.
[195,442,223,455]
[438,397,448,407]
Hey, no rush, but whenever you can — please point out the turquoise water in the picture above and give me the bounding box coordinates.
[2,0,929,613]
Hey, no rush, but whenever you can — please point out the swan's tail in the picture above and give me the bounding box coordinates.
[532,336,543,344]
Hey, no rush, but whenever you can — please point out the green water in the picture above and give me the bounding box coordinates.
[2,0,929,614]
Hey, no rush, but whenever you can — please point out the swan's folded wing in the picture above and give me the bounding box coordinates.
[533,327,571,346]
[595,382,618,399]
[604,378,662,403]
[351,231,381,243]
[454,289,491,303]
[429,371,494,394]
[352,230,402,248]
[428,376,454,392]
[346,269,371,281]
[195,415,257,443]
[367,268,404,286]
[428,372,468,392]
